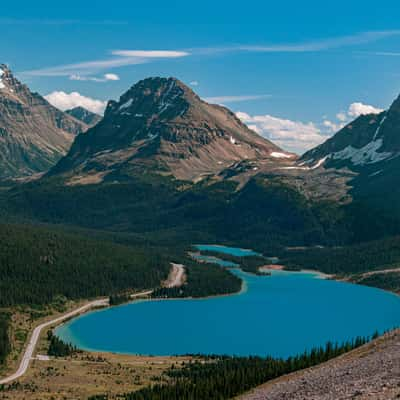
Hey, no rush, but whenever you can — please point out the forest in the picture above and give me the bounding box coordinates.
[0,223,172,307]
[0,314,10,365]
[279,235,400,275]
[90,337,369,400]
[152,262,242,298]
[356,272,400,293]
[47,331,77,357]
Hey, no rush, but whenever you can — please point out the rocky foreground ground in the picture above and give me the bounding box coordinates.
[240,330,400,400]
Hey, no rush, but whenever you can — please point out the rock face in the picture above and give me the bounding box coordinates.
[0,64,88,179]
[299,94,400,223]
[50,77,291,183]
[66,106,102,127]
[301,95,400,171]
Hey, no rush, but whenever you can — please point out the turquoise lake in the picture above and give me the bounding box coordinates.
[56,245,400,358]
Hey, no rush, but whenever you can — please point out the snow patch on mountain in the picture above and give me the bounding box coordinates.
[270,151,293,159]
[331,138,392,165]
[0,68,5,89]
[372,114,387,140]
[280,156,328,171]
[158,81,180,114]
[118,98,133,111]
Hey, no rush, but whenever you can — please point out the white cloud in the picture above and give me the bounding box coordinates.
[236,99,385,154]
[104,73,120,81]
[237,111,327,154]
[322,119,344,133]
[69,73,120,82]
[111,50,189,58]
[45,91,107,114]
[204,94,271,104]
[190,81,199,86]
[347,102,383,117]
[336,112,347,122]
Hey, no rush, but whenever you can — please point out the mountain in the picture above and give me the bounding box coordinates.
[0,65,88,180]
[301,95,400,171]
[66,106,102,126]
[49,77,294,184]
[300,94,400,234]
[3,76,398,252]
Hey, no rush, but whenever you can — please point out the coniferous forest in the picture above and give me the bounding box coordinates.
[89,337,369,400]
[47,331,77,357]
[279,235,400,276]
[0,223,172,307]
[0,314,10,365]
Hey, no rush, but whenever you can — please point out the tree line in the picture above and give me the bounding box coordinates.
[90,337,370,400]
[280,235,400,276]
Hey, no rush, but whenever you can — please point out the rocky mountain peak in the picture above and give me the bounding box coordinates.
[104,77,193,122]
[301,93,400,171]
[0,64,27,97]
[0,65,88,180]
[50,77,294,184]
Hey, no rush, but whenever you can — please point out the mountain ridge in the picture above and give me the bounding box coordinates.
[0,64,88,180]
[49,77,295,184]
[65,106,102,127]
[301,94,400,171]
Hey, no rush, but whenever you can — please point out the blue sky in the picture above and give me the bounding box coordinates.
[2,0,400,153]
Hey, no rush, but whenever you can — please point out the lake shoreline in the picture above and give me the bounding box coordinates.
[56,263,400,358]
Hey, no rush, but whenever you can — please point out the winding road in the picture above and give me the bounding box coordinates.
[0,299,109,385]
[164,263,186,288]
[0,289,154,385]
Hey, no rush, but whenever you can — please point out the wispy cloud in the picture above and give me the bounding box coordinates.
[204,94,271,104]
[0,18,127,25]
[24,58,148,77]
[195,30,400,55]
[23,30,400,78]
[23,50,190,77]
[361,51,400,56]
[112,50,190,58]
[69,73,120,82]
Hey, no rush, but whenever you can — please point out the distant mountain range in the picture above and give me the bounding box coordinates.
[66,106,102,126]
[1,69,399,249]
[0,65,88,180]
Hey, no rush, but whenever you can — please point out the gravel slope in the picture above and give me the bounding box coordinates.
[240,330,400,400]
